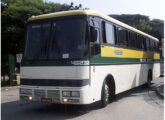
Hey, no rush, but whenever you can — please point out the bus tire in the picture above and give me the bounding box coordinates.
[101,81,110,107]
[147,70,152,87]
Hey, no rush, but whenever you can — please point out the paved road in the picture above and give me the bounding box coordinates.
[1,78,164,120]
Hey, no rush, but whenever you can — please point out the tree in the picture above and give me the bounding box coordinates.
[149,19,164,39]
[109,14,164,40]
[133,19,152,33]
[110,14,150,26]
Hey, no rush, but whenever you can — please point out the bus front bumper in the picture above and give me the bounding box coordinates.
[19,85,93,104]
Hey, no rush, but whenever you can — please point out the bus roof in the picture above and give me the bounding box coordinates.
[28,9,159,42]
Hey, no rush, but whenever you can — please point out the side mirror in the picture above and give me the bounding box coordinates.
[90,27,98,43]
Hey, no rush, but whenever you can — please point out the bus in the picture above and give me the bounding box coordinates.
[20,9,160,107]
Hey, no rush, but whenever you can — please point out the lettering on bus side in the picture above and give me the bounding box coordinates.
[71,61,89,65]
[114,50,123,55]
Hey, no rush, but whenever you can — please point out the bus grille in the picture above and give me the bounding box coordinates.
[34,89,45,101]
[33,89,60,103]
[47,90,60,103]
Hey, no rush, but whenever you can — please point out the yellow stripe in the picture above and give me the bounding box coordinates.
[154,53,160,59]
[101,45,160,59]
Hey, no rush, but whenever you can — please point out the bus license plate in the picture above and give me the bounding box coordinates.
[41,98,52,102]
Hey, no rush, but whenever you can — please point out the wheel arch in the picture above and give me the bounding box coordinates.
[103,74,116,95]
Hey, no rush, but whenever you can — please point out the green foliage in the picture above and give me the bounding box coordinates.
[133,19,152,33]
[109,14,164,42]
[149,19,164,39]
[110,14,150,26]
[150,19,164,25]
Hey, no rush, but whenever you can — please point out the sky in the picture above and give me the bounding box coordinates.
[47,0,164,20]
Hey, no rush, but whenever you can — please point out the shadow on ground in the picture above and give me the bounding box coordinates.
[1,85,156,120]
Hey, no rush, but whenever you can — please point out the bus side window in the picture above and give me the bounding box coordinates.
[136,35,140,49]
[90,20,100,57]
[90,27,99,43]
[128,31,131,47]
[154,41,158,52]
[117,27,126,47]
[103,22,115,45]
[156,42,159,52]
[114,26,118,45]
[129,32,136,49]
[125,30,129,47]
[141,36,145,50]
[150,40,154,51]
[143,37,147,50]
[146,38,151,51]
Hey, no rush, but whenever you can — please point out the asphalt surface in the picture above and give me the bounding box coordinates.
[1,77,164,120]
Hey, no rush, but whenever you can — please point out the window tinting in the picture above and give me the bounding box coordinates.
[24,23,51,60]
[146,38,150,51]
[90,27,100,43]
[99,19,158,53]
[90,20,100,57]
[155,42,159,52]
[24,19,88,61]
[150,40,155,51]
[136,35,141,49]
[125,30,129,46]
[114,26,118,44]
[117,27,126,46]
[140,36,146,50]
[143,37,147,50]
[129,32,136,48]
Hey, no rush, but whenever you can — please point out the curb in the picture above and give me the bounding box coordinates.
[155,85,164,99]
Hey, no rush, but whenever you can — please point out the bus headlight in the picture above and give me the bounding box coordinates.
[71,91,80,97]
[29,96,33,100]
[62,91,71,97]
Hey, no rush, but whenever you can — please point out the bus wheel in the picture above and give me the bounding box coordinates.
[101,81,110,107]
[147,71,152,87]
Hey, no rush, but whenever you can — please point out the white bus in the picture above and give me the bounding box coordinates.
[20,10,160,107]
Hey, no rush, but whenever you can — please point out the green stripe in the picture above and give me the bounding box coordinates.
[153,59,161,63]
[91,57,140,64]
[21,58,160,66]
[90,57,160,64]
[21,60,90,66]
[21,61,74,66]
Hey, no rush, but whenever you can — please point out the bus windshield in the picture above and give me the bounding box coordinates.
[24,19,88,61]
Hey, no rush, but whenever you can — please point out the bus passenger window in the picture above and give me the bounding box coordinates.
[129,32,136,48]
[143,37,147,50]
[150,40,154,51]
[146,38,151,51]
[90,26,100,57]
[105,23,115,45]
[90,26,99,43]
[155,42,159,52]
[117,27,126,47]
[125,30,129,46]
[114,26,118,44]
